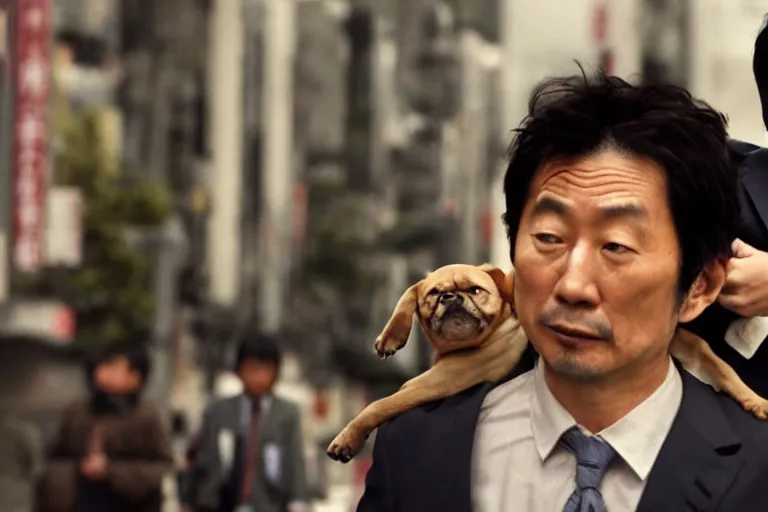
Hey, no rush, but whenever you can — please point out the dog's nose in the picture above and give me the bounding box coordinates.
[440,292,462,305]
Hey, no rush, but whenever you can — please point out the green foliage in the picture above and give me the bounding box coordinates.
[52,107,173,350]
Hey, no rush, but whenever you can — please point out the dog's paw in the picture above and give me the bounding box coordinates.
[326,427,367,464]
[740,395,768,420]
[374,332,405,359]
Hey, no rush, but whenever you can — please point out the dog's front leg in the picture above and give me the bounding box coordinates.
[374,283,418,358]
[326,367,467,463]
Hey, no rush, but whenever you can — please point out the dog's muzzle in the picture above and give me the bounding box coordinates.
[440,292,463,306]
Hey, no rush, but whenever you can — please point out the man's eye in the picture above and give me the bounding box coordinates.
[534,233,562,244]
[604,242,631,254]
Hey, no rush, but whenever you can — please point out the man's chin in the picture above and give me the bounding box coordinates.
[545,355,609,382]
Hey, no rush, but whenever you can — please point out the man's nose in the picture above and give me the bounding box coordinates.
[553,243,600,307]
[440,292,463,305]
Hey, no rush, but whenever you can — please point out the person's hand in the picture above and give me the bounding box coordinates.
[80,453,108,480]
[718,239,768,317]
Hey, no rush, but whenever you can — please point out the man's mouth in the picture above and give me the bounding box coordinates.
[546,324,603,345]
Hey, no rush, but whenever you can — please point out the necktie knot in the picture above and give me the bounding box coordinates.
[559,426,617,512]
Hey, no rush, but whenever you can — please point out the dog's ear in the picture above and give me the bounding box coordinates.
[375,282,420,355]
[478,263,515,307]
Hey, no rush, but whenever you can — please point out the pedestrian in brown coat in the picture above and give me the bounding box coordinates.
[35,341,173,512]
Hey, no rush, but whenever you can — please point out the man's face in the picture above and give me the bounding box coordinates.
[513,149,696,382]
[237,359,278,396]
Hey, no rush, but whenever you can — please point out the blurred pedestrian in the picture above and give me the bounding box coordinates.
[35,341,173,512]
[193,333,309,512]
[0,411,43,512]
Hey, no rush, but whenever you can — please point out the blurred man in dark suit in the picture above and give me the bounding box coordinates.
[686,16,768,395]
[192,334,309,512]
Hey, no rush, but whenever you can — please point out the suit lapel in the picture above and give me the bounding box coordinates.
[416,381,494,512]
[418,347,538,511]
[636,372,745,512]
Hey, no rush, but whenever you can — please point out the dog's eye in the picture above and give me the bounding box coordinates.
[427,288,440,296]
[468,286,483,295]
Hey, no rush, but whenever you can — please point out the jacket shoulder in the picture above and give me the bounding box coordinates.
[203,395,239,417]
[717,393,768,451]
[376,380,492,448]
[272,395,300,414]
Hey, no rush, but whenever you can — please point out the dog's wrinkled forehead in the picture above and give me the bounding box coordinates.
[420,266,498,295]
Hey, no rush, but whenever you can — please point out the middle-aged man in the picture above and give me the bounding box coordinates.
[357,71,768,512]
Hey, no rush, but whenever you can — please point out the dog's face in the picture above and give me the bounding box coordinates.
[417,264,511,353]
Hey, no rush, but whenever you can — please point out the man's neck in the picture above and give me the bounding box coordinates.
[543,355,671,433]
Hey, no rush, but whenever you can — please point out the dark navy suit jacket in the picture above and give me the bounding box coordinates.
[686,140,768,397]
[357,352,768,512]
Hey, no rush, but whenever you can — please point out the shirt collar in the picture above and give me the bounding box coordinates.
[530,358,577,461]
[531,356,683,480]
[242,394,272,409]
[240,394,273,426]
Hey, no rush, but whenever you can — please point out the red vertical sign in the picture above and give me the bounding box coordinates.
[12,0,50,272]
[592,1,613,76]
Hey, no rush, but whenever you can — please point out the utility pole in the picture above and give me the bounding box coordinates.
[258,0,296,334]
[407,0,461,371]
[456,29,493,265]
[206,0,245,307]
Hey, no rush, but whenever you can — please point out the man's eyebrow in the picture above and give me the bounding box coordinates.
[530,195,649,223]
[530,195,570,217]
[597,202,648,221]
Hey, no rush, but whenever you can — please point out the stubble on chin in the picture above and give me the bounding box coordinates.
[545,350,609,383]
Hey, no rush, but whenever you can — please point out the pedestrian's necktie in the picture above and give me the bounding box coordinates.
[559,426,617,512]
[239,399,262,504]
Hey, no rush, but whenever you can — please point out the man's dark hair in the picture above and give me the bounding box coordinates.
[87,340,152,387]
[502,69,739,294]
[234,331,282,371]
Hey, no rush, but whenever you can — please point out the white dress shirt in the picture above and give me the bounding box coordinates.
[472,357,683,512]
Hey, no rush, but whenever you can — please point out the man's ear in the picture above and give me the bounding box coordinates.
[478,263,515,308]
[678,259,727,323]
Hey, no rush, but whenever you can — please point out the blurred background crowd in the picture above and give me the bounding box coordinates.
[0,0,765,511]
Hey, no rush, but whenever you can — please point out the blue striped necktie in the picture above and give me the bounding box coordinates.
[559,426,617,512]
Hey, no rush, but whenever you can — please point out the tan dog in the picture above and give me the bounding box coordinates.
[326,264,768,463]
